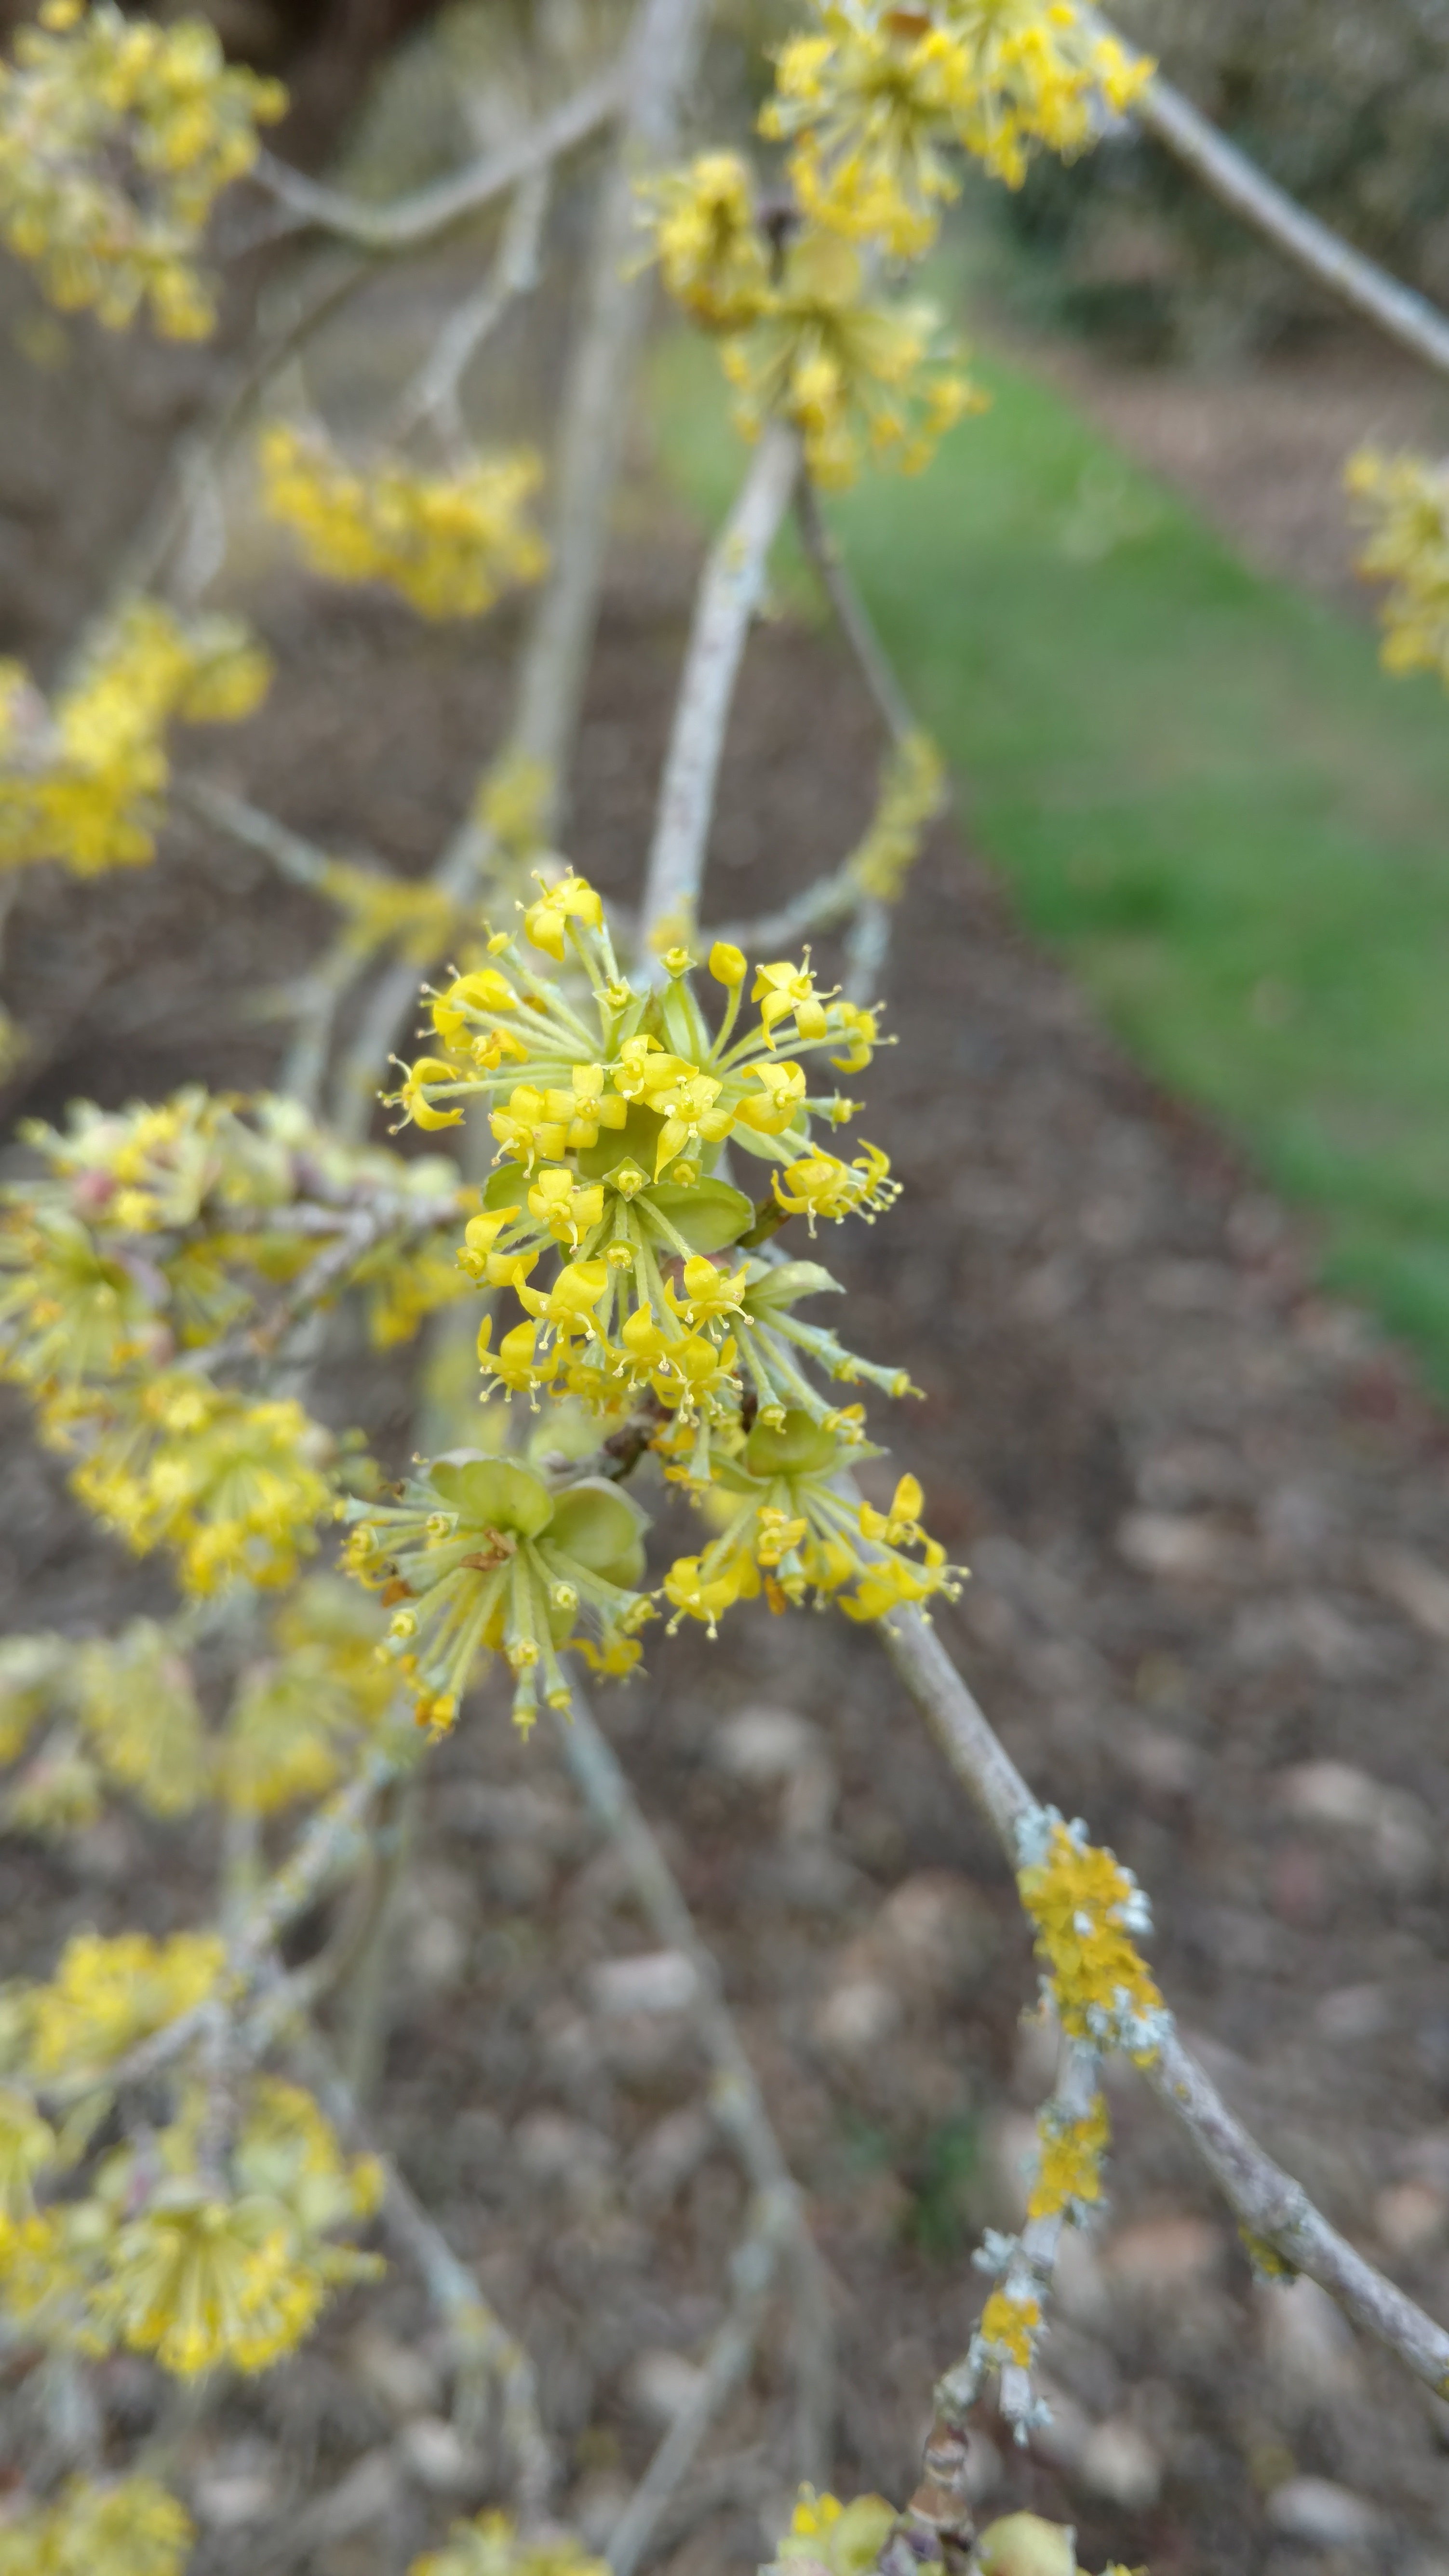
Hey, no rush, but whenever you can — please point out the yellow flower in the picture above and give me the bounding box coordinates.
[752,953,833,1045]
[394,1056,466,1132]
[663,1409,957,1632]
[772,1141,899,1230]
[91,2190,328,2376]
[637,149,772,333]
[521,867,605,961]
[260,423,548,620]
[764,14,978,255]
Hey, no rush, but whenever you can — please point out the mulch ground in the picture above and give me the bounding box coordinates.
[1,512,1448,2576]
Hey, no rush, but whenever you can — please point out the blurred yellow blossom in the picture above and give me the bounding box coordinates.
[0,0,285,336]
[260,423,549,620]
[0,604,269,876]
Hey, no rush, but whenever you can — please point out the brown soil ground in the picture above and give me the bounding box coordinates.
[2,485,1449,2576]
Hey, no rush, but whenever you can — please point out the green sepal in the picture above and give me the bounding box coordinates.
[643,1177,754,1252]
[429,1453,554,1537]
[575,1101,665,1181]
[548,1478,649,1585]
[741,1260,843,1315]
[742,1409,844,1477]
[482,1163,528,1212]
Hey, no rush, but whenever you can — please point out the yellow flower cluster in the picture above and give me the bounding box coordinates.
[0,1971,382,2380]
[641,149,773,333]
[773,2488,898,2576]
[764,0,1152,243]
[728,223,981,488]
[74,1617,209,1816]
[644,2,1151,487]
[1345,446,1449,687]
[1026,2085,1109,2221]
[345,1453,653,1733]
[59,1371,335,1597]
[84,2075,382,2375]
[0,1573,395,1830]
[0,2474,193,2576]
[664,1419,957,1633]
[848,729,946,903]
[645,156,979,488]
[260,423,550,621]
[1016,1811,1169,2060]
[369,873,958,1715]
[0,0,285,337]
[0,1087,476,1596]
[24,1930,224,2087]
[408,2512,611,2576]
[0,604,269,875]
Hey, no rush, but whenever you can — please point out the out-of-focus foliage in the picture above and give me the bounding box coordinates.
[998,0,1449,357]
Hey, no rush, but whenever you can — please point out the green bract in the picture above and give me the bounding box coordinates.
[342,1452,653,1732]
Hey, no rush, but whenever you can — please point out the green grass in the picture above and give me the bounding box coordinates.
[649,327,1449,1393]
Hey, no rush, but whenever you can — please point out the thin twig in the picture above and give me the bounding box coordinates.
[280,945,362,1111]
[554,1675,835,2489]
[1087,11,1449,379]
[339,1771,420,2106]
[708,867,865,962]
[292,2024,554,2518]
[794,481,914,746]
[112,251,371,612]
[177,775,336,891]
[239,1730,421,1960]
[324,0,715,1122]
[509,0,715,841]
[842,895,892,1009]
[638,421,802,959]
[794,478,936,1002]
[389,165,552,452]
[606,2187,796,2576]
[891,2037,1101,2557]
[877,1605,1449,2396]
[250,70,622,254]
